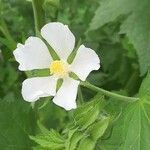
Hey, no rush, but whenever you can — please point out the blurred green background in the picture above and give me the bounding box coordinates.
[1,0,149,149]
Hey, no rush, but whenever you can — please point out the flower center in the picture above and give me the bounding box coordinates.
[50,60,69,77]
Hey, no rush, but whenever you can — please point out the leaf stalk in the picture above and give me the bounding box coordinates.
[81,81,139,102]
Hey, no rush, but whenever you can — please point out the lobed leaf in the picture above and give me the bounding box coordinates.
[90,0,150,75]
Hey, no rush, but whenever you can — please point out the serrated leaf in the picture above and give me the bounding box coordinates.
[30,136,64,149]
[101,72,150,150]
[37,122,65,144]
[74,94,105,130]
[90,0,150,75]
[77,117,109,150]
[65,95,106,150]
[30,130,65,149]
[50,129,65,143]
[76,104,99,130]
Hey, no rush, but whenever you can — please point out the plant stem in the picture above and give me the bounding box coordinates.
[32,0,60,60]
[32,0,45,36]
[81,81,139,102]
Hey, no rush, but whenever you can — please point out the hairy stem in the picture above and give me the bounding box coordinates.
[81,81,139,102]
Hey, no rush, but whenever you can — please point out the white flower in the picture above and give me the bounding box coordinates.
[13,22,100,111]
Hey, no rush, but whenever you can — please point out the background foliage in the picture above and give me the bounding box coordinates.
[0,0,150,149]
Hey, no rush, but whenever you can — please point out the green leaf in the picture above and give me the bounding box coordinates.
[65,95,104,150]
[139,71,150,98]
[66,129,84,150]
[90,0,150,75]
[89,116,110,140]
[100,120,123,150]
[78,117,109,150]
[101,72,150,150]
[78,138,95,150]
[30,135,64,149]
[121,100,150,150]
[30,95,108,150]
[74,94,105,130]
[30,129,65,149]
[0,96,34,150]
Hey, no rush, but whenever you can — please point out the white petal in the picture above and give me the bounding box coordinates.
[13,37,52,71]
[53,77,79,111]
[41,22,75,60]
[70,45,100,81]
[22,76,58,102]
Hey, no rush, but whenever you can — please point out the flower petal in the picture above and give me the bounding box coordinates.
[22,76,57,102]
[13,37,51,71]
[70,45,100,81]
[53,77,79,111]
[41,22,75,60]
